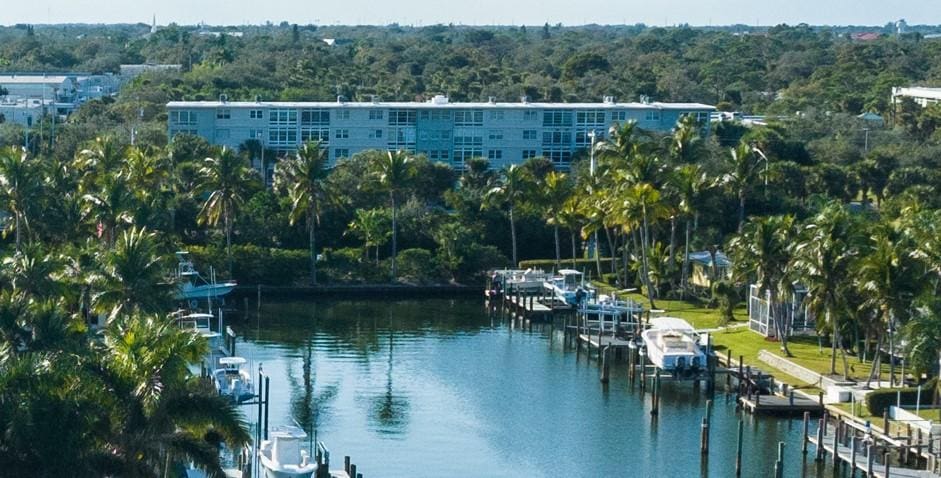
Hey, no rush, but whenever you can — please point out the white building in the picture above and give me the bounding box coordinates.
[0,74,75,103]
[166,95,714,177]
[0,98,54,128]
[892,86,941,108]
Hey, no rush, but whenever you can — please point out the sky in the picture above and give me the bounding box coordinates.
[2,0,940,27]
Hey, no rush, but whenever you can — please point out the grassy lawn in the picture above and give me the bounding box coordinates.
[710,328,891,385]
[832,402,876,421]
[590,281,746,329]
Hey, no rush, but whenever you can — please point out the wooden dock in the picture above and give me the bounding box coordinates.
[808,420,939,478]
[739,393,823,415]
[577,333,635,349]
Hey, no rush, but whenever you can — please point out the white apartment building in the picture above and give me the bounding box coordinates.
[892,86,941,108]
[167,95,714,174]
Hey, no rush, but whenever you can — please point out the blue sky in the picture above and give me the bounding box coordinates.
[4,0,939,26]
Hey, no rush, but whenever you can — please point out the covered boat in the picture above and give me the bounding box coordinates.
[212,356,255,403]
[175,251,237,302]
[258,426,317,478]
[641,317,705,375]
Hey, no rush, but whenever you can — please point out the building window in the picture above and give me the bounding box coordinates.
[543,110,573,127]
[523,111,539,121]
[487,150,503,160]
[336,109,350,120]
[170,110,197,125]
[269,109,298,125]
[612,111,627,122]
[250,109,264,119]
[334,148,349,160]
[522,130,537,140]
[489,111,505,120]
[215,129,230,139]
[216,109,231,119]
[335,129,349,139]
[249,128,264,140]
[388,109,417,126]
[369,110,385,120]
[454,148,482,163]
[576,110,605,125]
[268,128,298,146]
[696,111,710,123]
[488,130,503,140]
[575,130,603,146]
[522,150,538,160]
[454,110,484,126]
[301,109,330,125]
[542,131,571,146]
[301,128,330,144]
[430,110,451,121]
[544,149,573,164]
[419,111,430,120]
[645,110,661,121]
[369,129,383,139]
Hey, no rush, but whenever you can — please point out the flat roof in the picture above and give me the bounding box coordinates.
[0,75,72,84]
[167,100,716,111]
[893,87,941,100]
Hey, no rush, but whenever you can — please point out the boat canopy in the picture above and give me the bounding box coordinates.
[219,356,248,366]
[649,317,696,332]
[558,269,581,276]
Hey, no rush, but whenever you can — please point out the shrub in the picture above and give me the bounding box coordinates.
[458,244,508,284]
[188,245,308,286]
[396,248,444,284]
[865,379,937,416]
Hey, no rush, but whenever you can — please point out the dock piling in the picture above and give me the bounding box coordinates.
[802,411,809,454]
[775,442,785,478]
[600,346,610,384]
[867,444,874,477]
[816,418,825,462]
[735,420,743,477]
[700,416,709,455]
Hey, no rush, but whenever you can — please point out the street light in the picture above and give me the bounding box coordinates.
[587,130,600,275]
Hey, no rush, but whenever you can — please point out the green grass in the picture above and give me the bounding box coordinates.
[590,281,746,329]
[710,328,892,387]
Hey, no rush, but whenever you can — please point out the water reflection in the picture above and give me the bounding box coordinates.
[234,298,852,478]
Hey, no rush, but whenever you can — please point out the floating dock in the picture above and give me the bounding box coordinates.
[739,393,823,415]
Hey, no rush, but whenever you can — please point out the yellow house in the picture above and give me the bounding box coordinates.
[688,251,731,288]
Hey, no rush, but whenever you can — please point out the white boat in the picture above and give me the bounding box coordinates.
[175,251,237,301]
[174,311,223,351]
[491,269,549,294]
[544,269,594,305]
[641,317,706,374]
[258,426,317,478]
[212,357,255,403]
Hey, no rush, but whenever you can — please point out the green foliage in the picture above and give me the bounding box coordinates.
[395,248,443,284]
[518,258,614,276]
[865,380,937,416]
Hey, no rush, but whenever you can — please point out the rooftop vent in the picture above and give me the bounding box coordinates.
[488,96,496,104]
[371,95,382,104]
[430,95,449,105]
[639,95,651,104]
[337,95,347,103]
[603,95,615,104]
[520,95,530,104]
[254,95,262,103]
[219,94,228,103]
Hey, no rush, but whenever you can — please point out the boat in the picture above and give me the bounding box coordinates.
[641,317,706,376]
[174,311,223,351]
[489,269,549,295]
[544,269,594,305]
[212,356,255,403]
[175,251,237,302]
[258,426,318,478]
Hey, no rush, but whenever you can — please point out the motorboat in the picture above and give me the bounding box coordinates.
[258,426,318,478]
[175,251,237,302]
[174,311,223,351]
[544,269,594,305]
[641,317,705,375]
[212,356,255,403]
[490,269,549,295]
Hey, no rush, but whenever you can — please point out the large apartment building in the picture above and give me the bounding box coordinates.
[166,95,714,174]
[892,86,941,108]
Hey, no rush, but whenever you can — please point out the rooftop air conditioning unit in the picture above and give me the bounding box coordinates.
[219,94,228,103]
[603,95,615,104]
[520,95,530,103]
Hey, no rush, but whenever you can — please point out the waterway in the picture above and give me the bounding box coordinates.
[230,298,847,477]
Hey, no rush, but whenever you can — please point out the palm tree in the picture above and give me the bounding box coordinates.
[74,136,125,192]
[0,146,42,252]
[485,164,533,267]
[102,313,251,476]
[618,182,667,307]
[275,142,332,285]
[197,147,258,269]
[557,196,584,268]
[855,221,921,387]
[92,227,172,319]
[721,142,764,233]
[669,114,705,165]
[729,215,798,356]
[792,202,861,378]
[671,164,712,296]
[902,298,941,386]
[347,208,392,264]
[371,151,415,280]
[81,179,136,247]
[542,171,573,269]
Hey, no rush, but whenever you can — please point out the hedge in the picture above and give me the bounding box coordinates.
[865,379,937,416]
[188,245,310,286]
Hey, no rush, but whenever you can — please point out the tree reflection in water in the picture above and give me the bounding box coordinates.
[287,314,339,449]
[368,317,409,435]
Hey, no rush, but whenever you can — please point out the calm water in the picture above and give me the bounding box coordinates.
[231,298,843,478]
